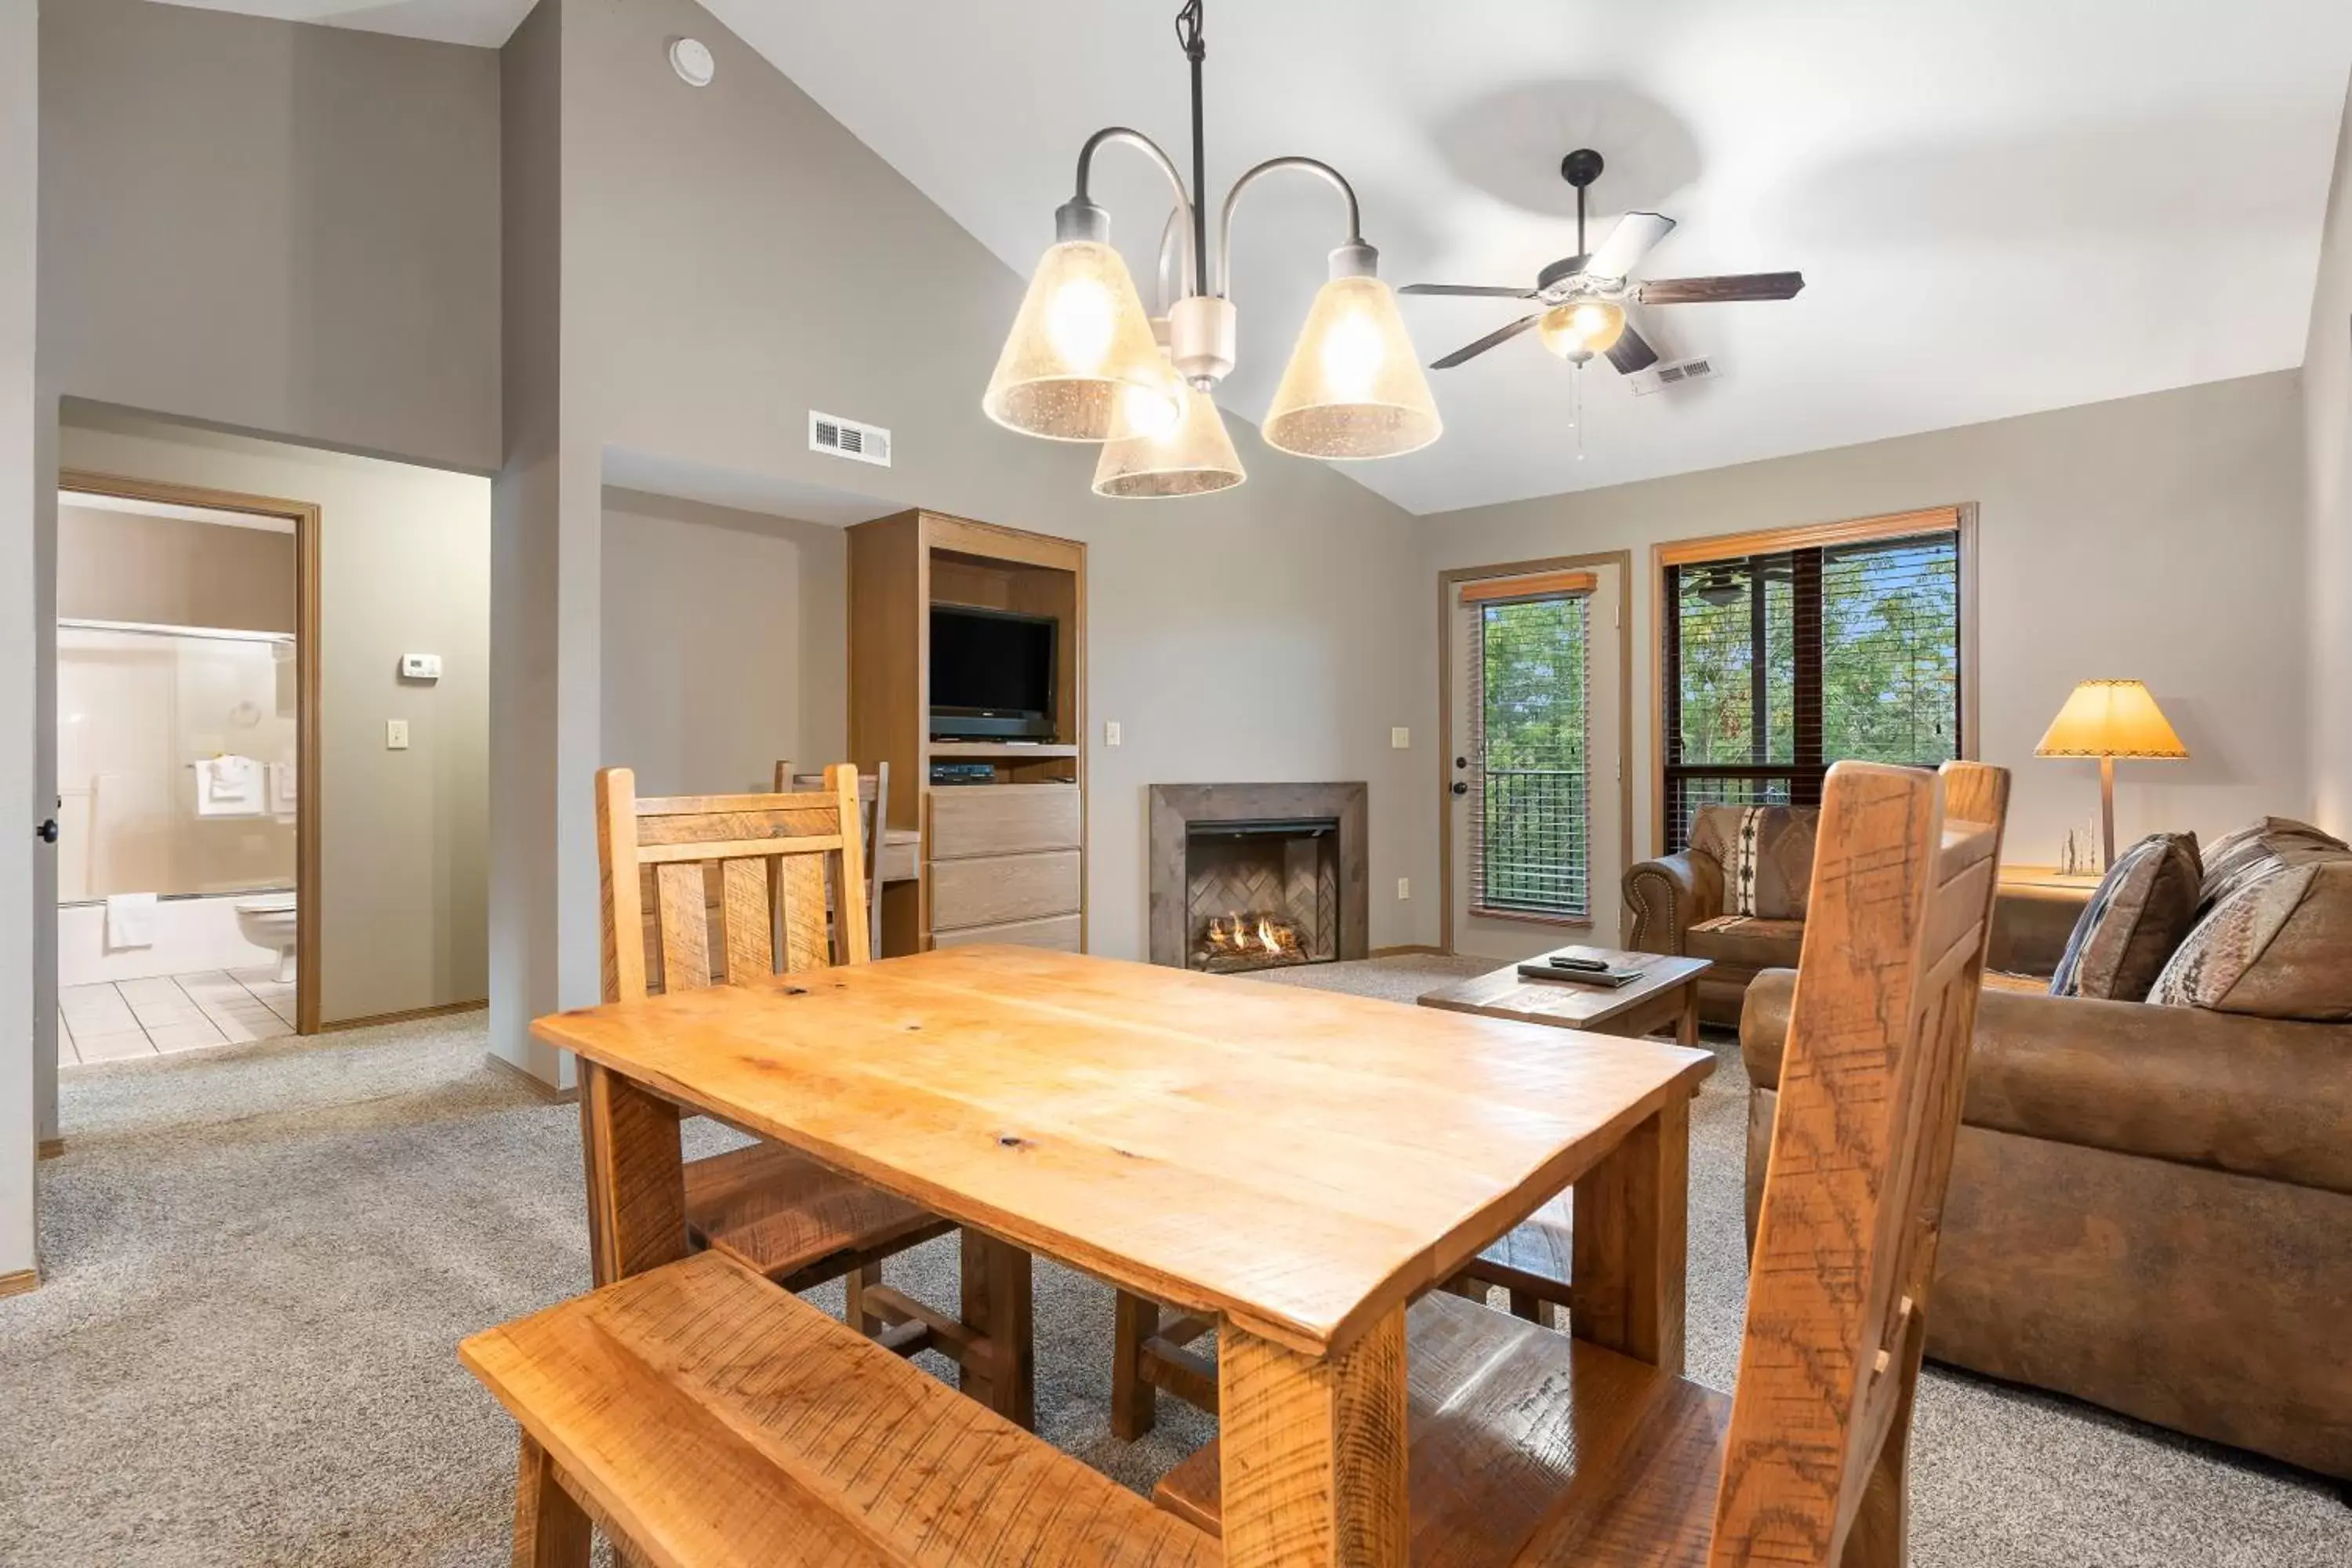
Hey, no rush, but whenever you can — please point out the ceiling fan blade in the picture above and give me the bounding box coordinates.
[1606,321,1660,375]
[1431,313,1540,369]
[1399,284,1538,299]
[1638,272,1806,304]
[1584,212,1676,281]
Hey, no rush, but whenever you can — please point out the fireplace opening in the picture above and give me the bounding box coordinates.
[1184,817,1341,974]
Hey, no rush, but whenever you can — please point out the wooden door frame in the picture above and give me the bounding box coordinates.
[1646,503,1980,855]
[1436,550,1635,956]
[57,470,323,1035]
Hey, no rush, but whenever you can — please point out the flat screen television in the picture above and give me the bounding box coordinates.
[929,604,1058,740]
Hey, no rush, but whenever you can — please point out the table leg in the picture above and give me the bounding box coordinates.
[579,1061,688,1287]
[957,1230,1036,1429]
[1676,983,1700,1046]
[1570,1094,1690,1374]
[1112,1291,1159,1439]
[1218,1307,1409,1568]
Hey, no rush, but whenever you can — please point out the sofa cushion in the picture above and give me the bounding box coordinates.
[1686,914,1806,972]
[1690,804,1817,919]
[2152,859,2352,1021]
[2196,816,2347,912]
[2048,832,2201,1001]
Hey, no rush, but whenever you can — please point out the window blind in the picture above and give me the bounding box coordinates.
[1664,529,1960,850]
[1466,590,1591,920]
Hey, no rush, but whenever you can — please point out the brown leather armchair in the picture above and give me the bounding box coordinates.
[1741,886,2352,1480]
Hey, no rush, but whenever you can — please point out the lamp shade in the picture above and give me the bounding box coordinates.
[2034,680,2189,759]
[1262,276,1442,460]
[1093,361,1246,499]
[982,241,1178,441]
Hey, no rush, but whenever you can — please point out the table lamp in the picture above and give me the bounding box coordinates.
[2034,680,2188,867]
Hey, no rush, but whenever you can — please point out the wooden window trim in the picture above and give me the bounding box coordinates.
[1647,504,1978,855]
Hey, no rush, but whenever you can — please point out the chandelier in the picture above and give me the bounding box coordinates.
[981,1,1441,499]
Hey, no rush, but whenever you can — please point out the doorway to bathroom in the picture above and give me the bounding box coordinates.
[51,472,319,1061]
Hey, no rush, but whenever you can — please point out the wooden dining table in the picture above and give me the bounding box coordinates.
[532,944,1715,1568]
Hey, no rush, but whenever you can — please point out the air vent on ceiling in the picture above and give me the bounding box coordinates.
[810,410,892,466]
[1627,354,1722,397]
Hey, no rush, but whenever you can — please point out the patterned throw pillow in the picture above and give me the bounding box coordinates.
[1690,804,1818,920]
[2048,832,2201,1000]
[2151,859,2352,1020]
[2197,816,2348,913]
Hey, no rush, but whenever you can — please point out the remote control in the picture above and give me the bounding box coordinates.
[1548,955,1610,972]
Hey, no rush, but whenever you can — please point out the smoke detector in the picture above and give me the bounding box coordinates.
[668,38,715,88]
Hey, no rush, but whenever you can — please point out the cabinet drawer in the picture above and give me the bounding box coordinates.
[930,783,1080,861]
[928,913,1083,953]
[930,850,1081,931]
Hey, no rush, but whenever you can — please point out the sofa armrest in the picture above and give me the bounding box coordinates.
[1741,968,2352,1195]
[1623,851,1723,955]
[1986,884,2092,979]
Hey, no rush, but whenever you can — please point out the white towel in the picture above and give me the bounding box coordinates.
[267,760,298,819]
[196,756,262,817]
[105,892,157,949]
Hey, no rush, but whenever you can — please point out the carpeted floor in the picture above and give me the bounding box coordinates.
[4,955,2345,1566]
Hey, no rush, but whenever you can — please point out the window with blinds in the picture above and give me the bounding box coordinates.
[1663,527,1961,850]
[1466,586,1591,920]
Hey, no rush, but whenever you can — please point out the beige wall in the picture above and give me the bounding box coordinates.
[56,506,296,633]
[599,489,848,797]
[59,408,492,1025]
[38,0,500,474]
[2307,72,2352,837]
[4,0,38,1279]
[1422,372,2313,868]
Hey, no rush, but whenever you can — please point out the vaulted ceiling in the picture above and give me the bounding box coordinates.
[161,0,2352,515]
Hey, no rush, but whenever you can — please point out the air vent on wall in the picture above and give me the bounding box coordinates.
[1627,354,1722,397]
[810,410,892,466]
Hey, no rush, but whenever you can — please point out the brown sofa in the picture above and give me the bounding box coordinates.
[1742,884,2352,1481]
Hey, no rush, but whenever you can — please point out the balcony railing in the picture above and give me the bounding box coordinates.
[1476,767,1588,917]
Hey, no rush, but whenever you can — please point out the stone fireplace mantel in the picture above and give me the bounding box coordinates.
[1147,782,1370,970]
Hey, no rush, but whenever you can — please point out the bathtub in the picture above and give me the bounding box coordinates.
[58,889,291,988]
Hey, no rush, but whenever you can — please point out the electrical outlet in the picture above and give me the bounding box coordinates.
[386,719,409,750]
[1105,720,1122,747]
[1396,877,1410,900]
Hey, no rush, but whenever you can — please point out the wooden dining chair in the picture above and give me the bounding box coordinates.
[593,765,956,1347]
[1153,759,2011,1568]
[775,757,890,960]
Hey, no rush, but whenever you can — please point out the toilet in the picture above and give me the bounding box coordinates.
[235,893,299,982]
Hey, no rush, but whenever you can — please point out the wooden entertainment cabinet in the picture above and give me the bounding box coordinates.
[847,510,1086,956]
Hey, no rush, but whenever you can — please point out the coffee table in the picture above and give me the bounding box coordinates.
[1419,946,1713,1044]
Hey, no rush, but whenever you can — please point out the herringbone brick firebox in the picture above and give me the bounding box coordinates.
[1146,783,1369,972]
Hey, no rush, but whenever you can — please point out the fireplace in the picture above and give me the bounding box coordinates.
[1148,784,1368,971]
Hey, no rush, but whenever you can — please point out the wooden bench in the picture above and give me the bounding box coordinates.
[463,1250,1218,1568]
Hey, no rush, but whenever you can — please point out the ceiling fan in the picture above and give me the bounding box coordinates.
[1403,148,1804,375]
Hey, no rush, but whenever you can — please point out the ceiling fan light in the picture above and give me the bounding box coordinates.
[1093,363,1247,499]
[982,240,1178,441]
[1537,299,1626,358]
[1263,275,1442,460]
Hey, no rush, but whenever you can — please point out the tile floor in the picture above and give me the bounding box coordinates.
[57,969,298,1062]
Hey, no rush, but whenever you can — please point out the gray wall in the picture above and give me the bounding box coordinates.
[58,409,492,1026]
[3,0,37,1282]
[39,0,500,475]
[600,490,847,798]
[56,506,296,633]
[1423,372,2314,866]
[489,0,1434,1082]
[2308,73,2352,837]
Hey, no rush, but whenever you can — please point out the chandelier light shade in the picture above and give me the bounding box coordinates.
[1537,299,1626,359]
[1093,361,1247,498]
[982,240,1178,442]
[1263,273,1443,460]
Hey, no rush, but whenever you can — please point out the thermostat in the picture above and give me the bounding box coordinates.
[399,653,442,682]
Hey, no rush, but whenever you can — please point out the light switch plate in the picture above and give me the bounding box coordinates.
[386,719,409,750]
[1391,727,1410,749]
[1396,877,1410,900]
[1105,720,1122,747]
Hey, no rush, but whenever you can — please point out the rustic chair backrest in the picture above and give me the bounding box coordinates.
[594,764,871,1002]
[1710,759,2010,1567]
